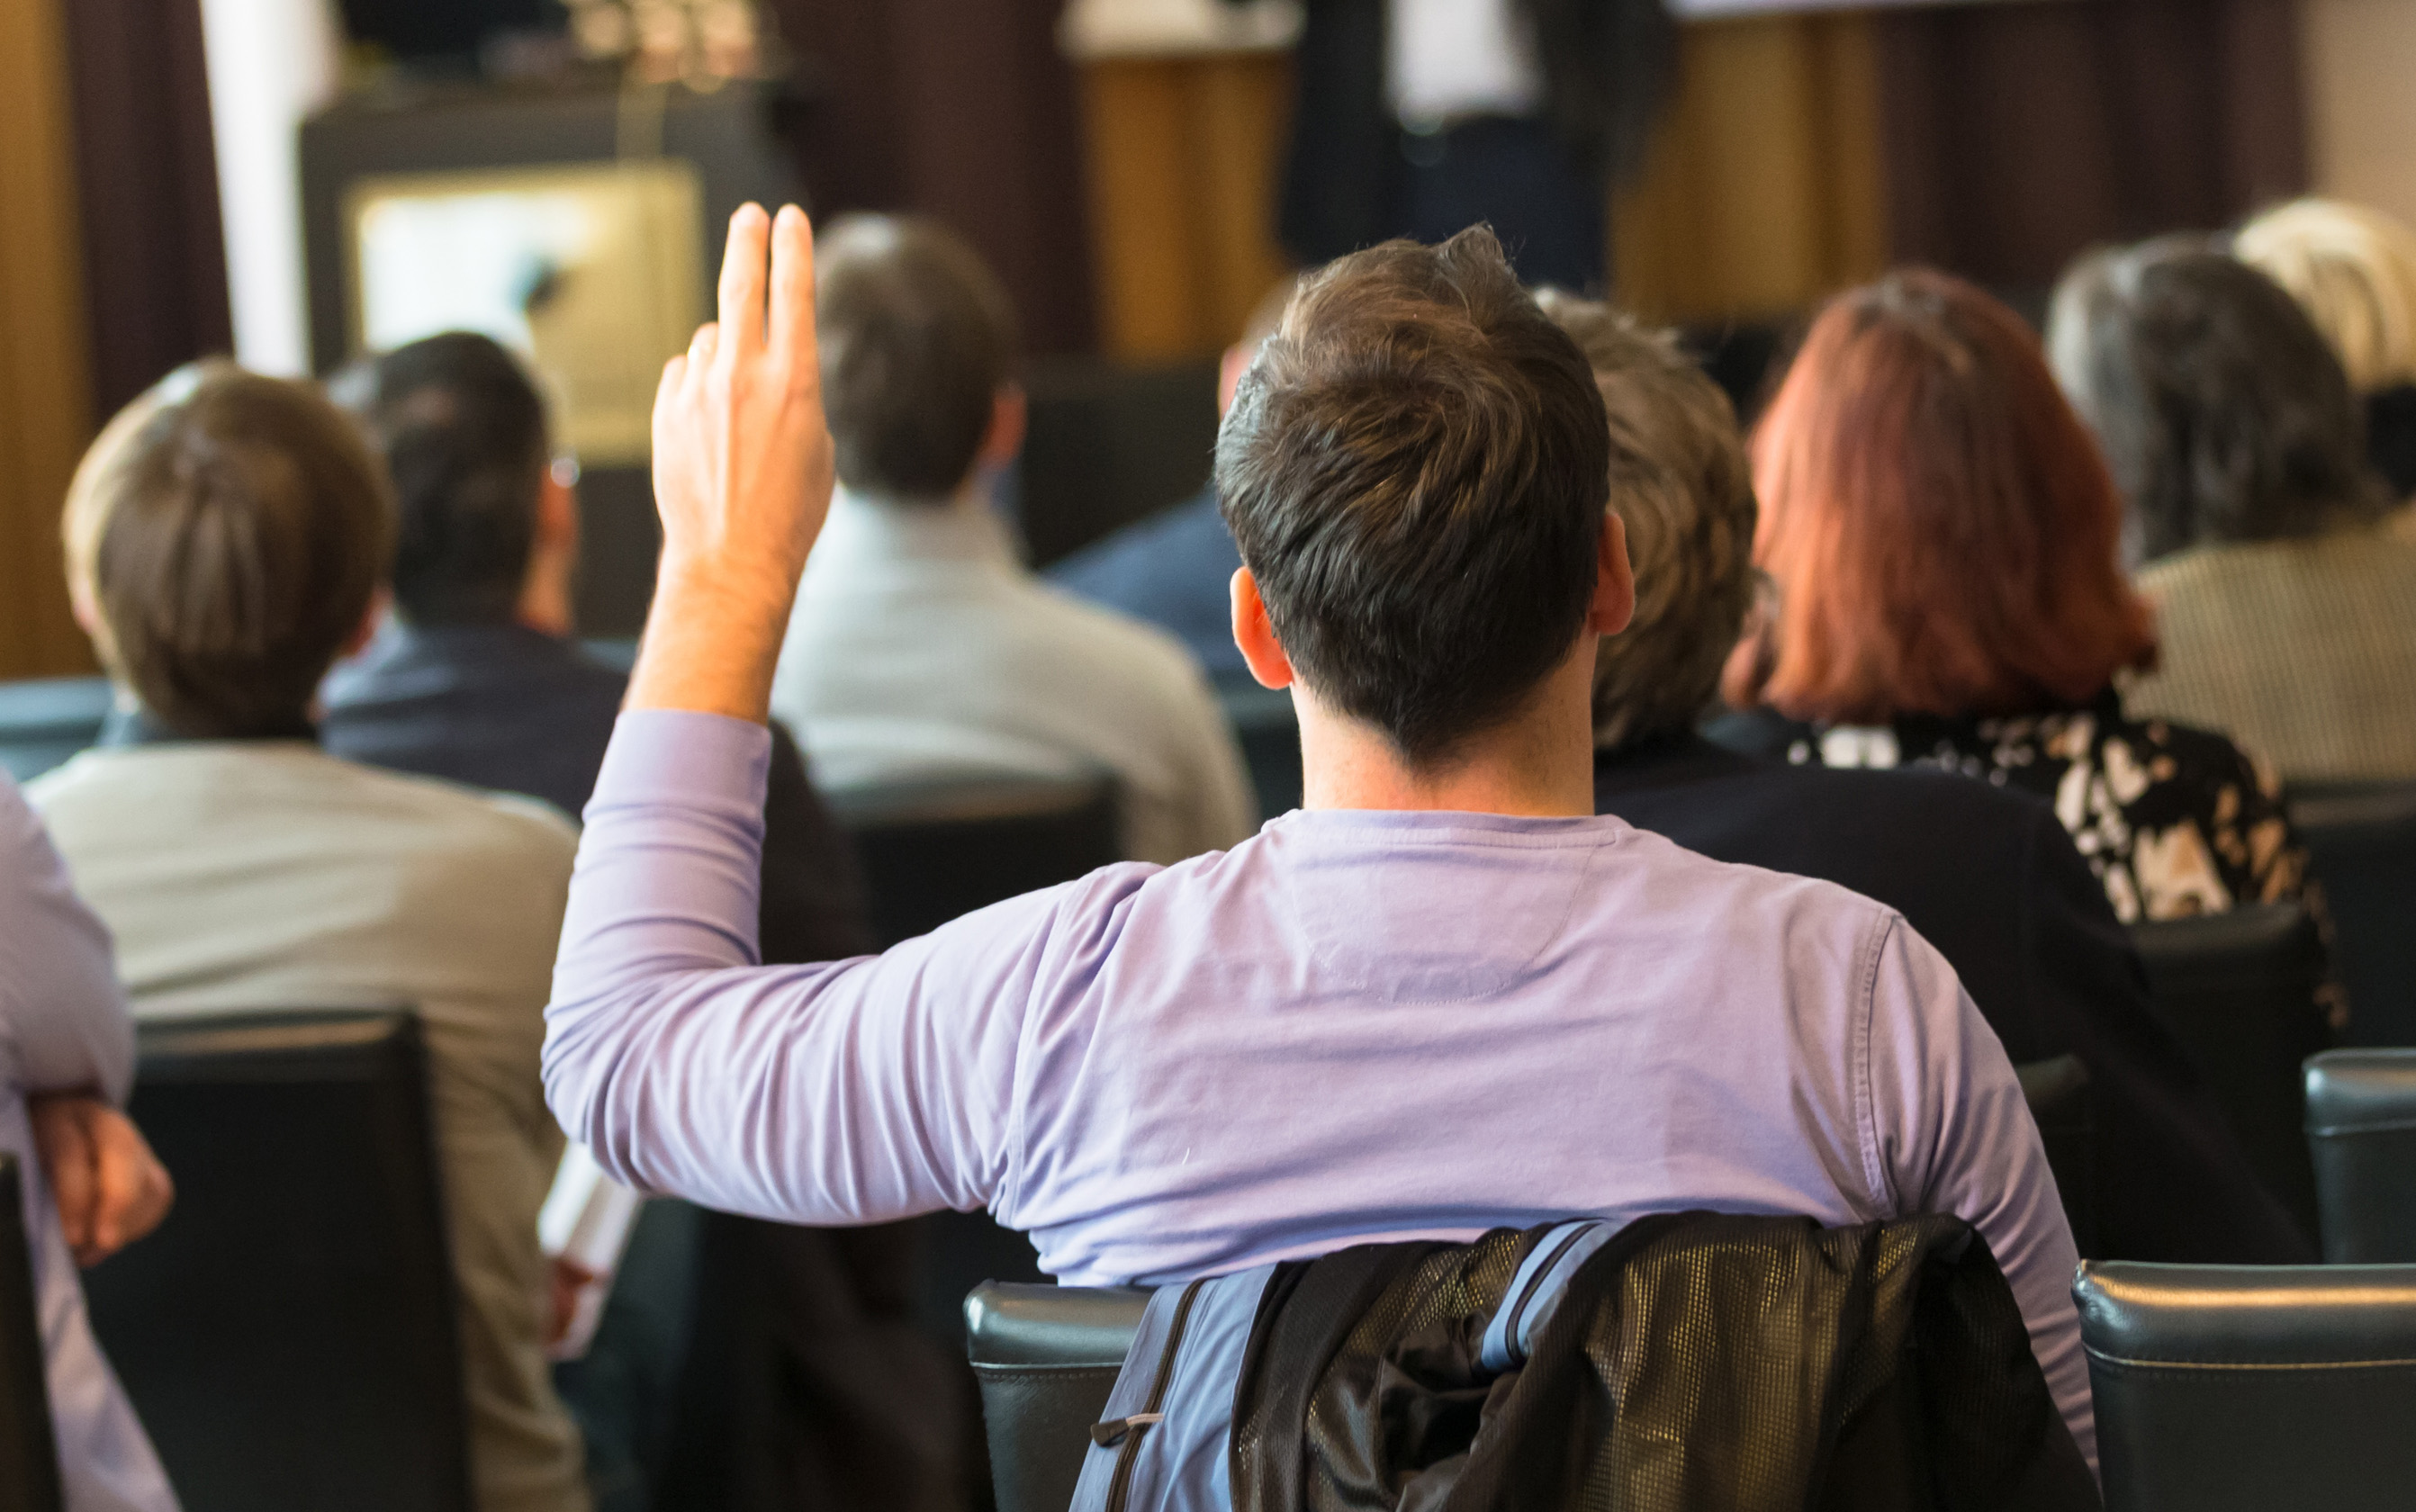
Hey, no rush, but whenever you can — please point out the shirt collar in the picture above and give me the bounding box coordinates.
[100,701,317,749]
[811,484,1025,573]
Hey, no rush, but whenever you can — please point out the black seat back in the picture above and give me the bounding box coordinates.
[964,1282,1149,1512]
[2075,1260,2416,1511]
[0,677,111,783]
[2304,1048,2416,1262]
[2130,903,2328,1238]
[2016,1055,2097,1258]
[1015,356,1221,569]
[84,1010,472,1512]
[829,775,1123,1350]
[0,1156,63,1512]
[829,772,1122,950]
[2292,782,2416,1047]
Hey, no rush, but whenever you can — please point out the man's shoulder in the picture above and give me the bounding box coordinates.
[270,751,580,868]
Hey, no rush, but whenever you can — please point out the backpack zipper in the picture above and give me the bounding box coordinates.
[1101,1277,1207,1512]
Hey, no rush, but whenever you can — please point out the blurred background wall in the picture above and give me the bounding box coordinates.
[0,0,2406,674]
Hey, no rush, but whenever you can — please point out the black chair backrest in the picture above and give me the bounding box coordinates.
[1015,356,1222,569]
[0,678,112,784]
[83,1010,472,1512]
[2291,782,2416,1048]
[2304,1048,2416,1263]
[828,771,1122,950]
[0,1156,64,1512]
[965,1282,1149,1512]
[829,774,1122,1358]
[2075,1260,2416,1511]
[2016,1055,2097,1259]
[2130,902,2328,1239]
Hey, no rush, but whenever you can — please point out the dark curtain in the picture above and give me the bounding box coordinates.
[1874,0,2306,295]
[765,0,1097,355]
[60,0,233,419]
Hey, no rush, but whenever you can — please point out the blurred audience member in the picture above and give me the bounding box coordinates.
[31,366,591,1512]
[1554,292,2308,1263]
[1043,284,1300,684]
[321,332,873,966]
[2235,197,2416,500]
[1719,270,2316,931]
[547,216,2096,1466]
[0,770,179,1512]
[770,215,1255,864]
[2051,241,2416,785]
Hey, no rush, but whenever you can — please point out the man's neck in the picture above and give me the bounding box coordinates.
[1294,652,1600,818]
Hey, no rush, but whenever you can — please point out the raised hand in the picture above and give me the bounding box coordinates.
[627,202,835,722]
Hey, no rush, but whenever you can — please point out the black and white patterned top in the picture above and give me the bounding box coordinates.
[1714,690,2310,927]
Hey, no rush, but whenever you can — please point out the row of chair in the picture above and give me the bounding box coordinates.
[960,1259,2416,1512]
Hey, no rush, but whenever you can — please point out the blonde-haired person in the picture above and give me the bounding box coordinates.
[1547,292,2308,1266]
[2235,197,2416,502]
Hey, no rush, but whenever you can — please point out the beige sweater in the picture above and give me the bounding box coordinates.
[2123,520,2416,786]
[32,742,591,1512]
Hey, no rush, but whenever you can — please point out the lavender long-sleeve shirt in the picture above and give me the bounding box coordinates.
[547,712,2094,1465]
[0,774,179,1512]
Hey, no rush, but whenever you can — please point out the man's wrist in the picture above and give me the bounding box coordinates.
[626,554,797,720]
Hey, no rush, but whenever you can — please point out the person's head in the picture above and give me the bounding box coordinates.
[2049,238,2384,567]
[1217,227,1628,768]
[1726,269,2154,724]
[329,331,574,632]
[1535,292,1756,752]
[814,214,1023,503]
[2234,197,2416,396]
[1219,275,1302,417]
[62,362,394,737]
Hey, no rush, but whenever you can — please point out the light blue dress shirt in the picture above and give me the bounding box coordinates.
[0,773,178,1512]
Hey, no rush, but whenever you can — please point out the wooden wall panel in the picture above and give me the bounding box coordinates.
[1080,52,1295,361]
[1613,14,1887,324]
[0,0,98,679]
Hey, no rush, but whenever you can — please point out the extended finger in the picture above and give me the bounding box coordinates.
[769,204,819,384]
[717,203,771,361]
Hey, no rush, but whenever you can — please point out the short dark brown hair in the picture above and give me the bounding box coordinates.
[64,363,393,737]
[815,214,1018,500]
[330,330,549,626]
[1217,229,1610,762]
[1536,292,1757,751]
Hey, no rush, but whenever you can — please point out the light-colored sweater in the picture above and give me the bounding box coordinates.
[32,742,590,1512]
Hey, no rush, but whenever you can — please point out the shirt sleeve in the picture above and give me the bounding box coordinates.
[0,773,134,1104]
[1862,914,2096,1475]
[546,710,1104,1225]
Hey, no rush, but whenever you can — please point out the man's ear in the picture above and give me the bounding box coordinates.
[537,464,581,556]
[1231,567,1294,690]
[1589,511,1636,636]
[978,385,1027,472]
[339,590,390,662]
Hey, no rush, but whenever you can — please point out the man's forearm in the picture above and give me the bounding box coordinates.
[623,557,794,723]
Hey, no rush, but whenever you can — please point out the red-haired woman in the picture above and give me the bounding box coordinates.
[1716,269,2313,929]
